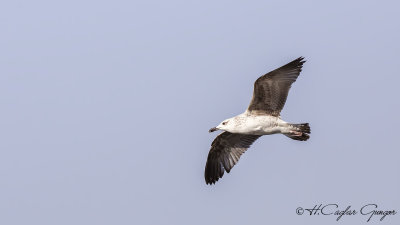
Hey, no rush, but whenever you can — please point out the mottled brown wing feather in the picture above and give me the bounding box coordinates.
[247,57,306,116]
[204,132,261,184]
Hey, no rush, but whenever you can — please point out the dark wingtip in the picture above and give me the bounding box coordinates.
[286,56,306,72]
[295,56,306,64]
[205,180,215,185]
[205,175,219,185]
[297,56,306,61]
[205,162,223,185]
[205,168,222,185]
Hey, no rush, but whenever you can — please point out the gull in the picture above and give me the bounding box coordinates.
[205,57,310,184]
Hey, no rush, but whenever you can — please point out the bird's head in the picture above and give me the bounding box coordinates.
[209,119,233,133]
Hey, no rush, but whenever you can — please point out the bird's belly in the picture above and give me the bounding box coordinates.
[235,117,286,135]
[243,125,282,135]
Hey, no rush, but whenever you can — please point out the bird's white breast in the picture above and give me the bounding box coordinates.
[229,114,289,135]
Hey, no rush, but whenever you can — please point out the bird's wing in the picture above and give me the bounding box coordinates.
[205,132,261,184]
[247,57,306,116]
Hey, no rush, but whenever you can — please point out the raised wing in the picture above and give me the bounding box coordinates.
[247,57,306,116]
[205,132,261,184]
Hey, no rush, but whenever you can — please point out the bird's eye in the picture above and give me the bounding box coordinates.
[222,121,228,125]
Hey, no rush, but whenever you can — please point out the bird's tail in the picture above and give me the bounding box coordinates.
[284,123,310,141]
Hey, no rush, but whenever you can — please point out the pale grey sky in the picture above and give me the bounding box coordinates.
[1,0,399,224]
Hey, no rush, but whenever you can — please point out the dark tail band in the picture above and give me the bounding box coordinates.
[285,123,310,141]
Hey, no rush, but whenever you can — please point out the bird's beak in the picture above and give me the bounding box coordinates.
[209,127,218,133]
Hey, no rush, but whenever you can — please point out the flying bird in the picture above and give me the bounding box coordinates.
[205,57,310,184]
